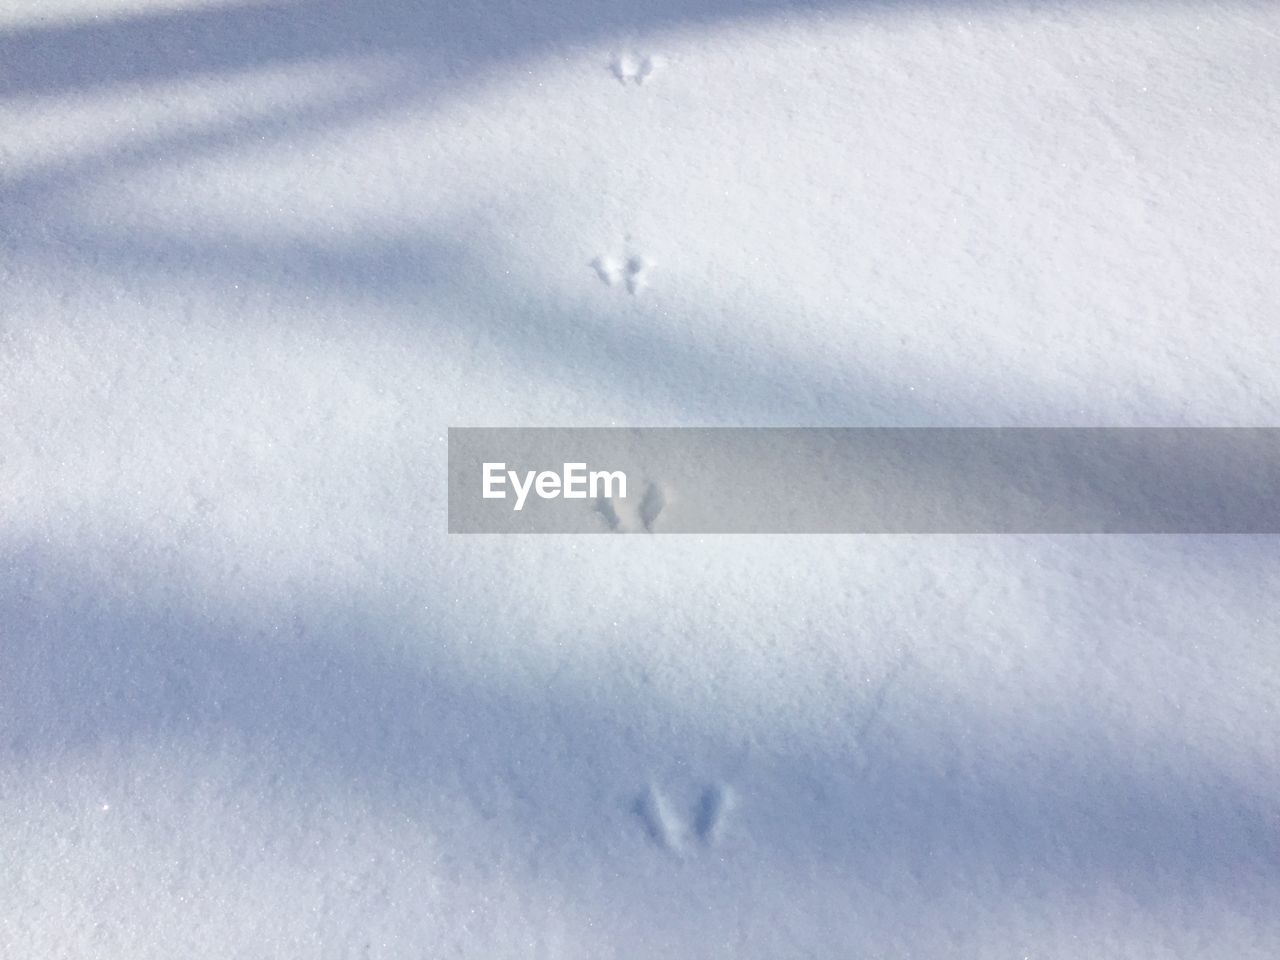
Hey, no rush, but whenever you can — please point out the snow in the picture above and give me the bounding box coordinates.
[3,0,1280,956]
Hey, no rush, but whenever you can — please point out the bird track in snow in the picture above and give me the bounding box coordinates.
[596,481,666,532]
[610,53,664,85]
[591,254,652,295]
[635,783,735,853]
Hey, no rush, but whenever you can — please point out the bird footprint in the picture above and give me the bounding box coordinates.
[591,254,652,295]
[611,53,664,85]
[635,783,735,853]
[596,480,666,532]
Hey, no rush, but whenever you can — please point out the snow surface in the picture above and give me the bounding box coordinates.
[2,0,1279,956]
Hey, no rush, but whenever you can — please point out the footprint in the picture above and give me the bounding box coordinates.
[591,252,653,296]
[634,783,736,852]
[636,55,663,85]
[625,255,651,296]
[609,53,636,84]
[637,480,665,531]
[591,255,624,287]
[595,481,667,532]
[634,785,686,853]
[693,784,735,845]
[610,53,664,86]
[595,493,623,531]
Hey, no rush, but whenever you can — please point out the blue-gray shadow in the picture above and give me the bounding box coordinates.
[4,535,1277,917]
[1,0,875,100]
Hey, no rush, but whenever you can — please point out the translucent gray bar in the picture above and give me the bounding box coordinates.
[448,428,1280,533]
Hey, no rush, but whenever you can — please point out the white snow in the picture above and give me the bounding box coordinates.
[3,0,1279,956]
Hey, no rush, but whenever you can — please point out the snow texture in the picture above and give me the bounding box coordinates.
[2,0,1279,956]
